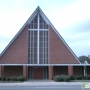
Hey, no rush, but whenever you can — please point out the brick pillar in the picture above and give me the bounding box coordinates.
[23,66,28,80]
[0,66,4,77]
[48,66,53,80]
[68,66,73,76]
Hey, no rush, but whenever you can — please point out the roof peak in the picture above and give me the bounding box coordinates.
[37,6,40,9]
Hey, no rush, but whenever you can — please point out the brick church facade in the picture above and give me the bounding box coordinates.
[0,7,90,80]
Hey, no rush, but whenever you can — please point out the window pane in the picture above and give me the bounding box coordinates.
[34,47,37,52]
[39,47,43,52]
[34,42,37,47]
[39,53,43,58]
[40,37,43,41]
[40,19,43,23]
[39,59,43,64]
[34,53,37,58]
[30,23,33,29]
[34,19,37,23]
[31,31,33,36]
[40,24,43,29]
[34,31,37,36]
[34,59,37,64]
[34,24,37,29]
[40,42,43,47]
[40,31,43,36]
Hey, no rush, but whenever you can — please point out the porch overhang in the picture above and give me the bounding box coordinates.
[0,64,89,66]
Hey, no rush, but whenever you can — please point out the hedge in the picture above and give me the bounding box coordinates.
[53,75,90,82]
[0,76,25,82]
[53,74,70,82]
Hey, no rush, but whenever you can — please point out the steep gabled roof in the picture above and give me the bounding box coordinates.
[0,6,81,64]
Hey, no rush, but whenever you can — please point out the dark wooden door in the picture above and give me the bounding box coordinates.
[34,67,43,79]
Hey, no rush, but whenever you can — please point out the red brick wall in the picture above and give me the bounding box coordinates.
[4,66,23,77]
[49,25,79,64]
[68,66,73,75]
[0,66,4,77]
[48,66,53,80]
[87,66,90,75]
[0,25,28,64]
[23,66,28,80]
[73,66,83,76]
[54,66,68,76]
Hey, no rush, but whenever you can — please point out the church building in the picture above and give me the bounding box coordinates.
[0,6,90,80]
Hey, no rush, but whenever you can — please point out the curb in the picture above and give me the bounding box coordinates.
[0,82,83,86]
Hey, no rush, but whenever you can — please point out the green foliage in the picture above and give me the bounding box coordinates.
[79,55,90,63]
[53,75,70,82]
[75,76,83,80]
[1,77,6,81]
[0,77,2,81]
[53,75,64,82]
[17,76,25,81]
[6,77,11,81]
[70,75,75,80]
[0,76,25,82]
[53,75,90,82]
[87,76,90,80]
[11,76,18,81]
[60,75,70,82]
[75,76,90,80]
[82,76,88,80]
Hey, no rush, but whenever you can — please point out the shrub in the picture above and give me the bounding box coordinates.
[17,76,25,81]
[87,76,90,80]
[1,77,6,81]
[64,75,70,82]
[53,75,70,82]
[0,77,2,81]
[11,76,18,81]
[53,75,64,82]
[75,76,82,80]
[6,77,11,81]
[82,76,87,80]
[60,75,70,82]
[70,75,75,80]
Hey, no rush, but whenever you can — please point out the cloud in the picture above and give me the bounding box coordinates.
[47,0,90,29]
[0,0,90,56]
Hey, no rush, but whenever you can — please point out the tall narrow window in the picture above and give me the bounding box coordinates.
[28,14,48,64]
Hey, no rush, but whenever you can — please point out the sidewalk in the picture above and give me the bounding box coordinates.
[0,81,83,86]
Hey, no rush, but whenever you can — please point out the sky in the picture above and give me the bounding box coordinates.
[0,0,90,57]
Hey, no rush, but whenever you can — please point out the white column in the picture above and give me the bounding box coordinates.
[84,66,87,76]
[37,14,39,64]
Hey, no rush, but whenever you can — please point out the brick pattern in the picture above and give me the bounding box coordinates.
[0,25,28,64]
[4,66,23,77]
[0,66,4,77]
[68,66,73,75]
[87,66,90,75]
[73,66,83,76]
[49,25,79,64]
[54,66,68,76]
[48,66,53,80]
[23,66,28,80]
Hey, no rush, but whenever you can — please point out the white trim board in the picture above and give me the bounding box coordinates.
[0,64,89,66]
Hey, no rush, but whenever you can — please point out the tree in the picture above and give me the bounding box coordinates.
[78,55,90,64]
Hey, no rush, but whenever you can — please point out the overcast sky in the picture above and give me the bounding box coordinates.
[0,0,90,57]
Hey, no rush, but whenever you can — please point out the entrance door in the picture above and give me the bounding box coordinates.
[34,67,43,79]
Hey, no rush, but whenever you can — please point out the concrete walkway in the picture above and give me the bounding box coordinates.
[0,80,84,86]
